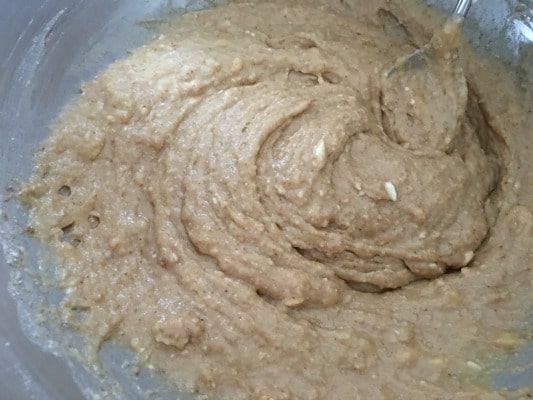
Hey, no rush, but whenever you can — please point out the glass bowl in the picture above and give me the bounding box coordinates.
[1,0,531,398]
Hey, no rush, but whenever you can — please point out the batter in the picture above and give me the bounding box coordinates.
[20,0,532,399]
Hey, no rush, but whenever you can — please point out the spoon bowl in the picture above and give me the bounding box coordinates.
[380,0,472,152]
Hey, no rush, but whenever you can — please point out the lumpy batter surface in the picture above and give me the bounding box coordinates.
[21,0,532,399]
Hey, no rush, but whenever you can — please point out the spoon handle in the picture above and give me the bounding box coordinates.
[453,0,472,17]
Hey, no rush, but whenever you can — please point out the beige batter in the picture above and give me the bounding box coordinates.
[21,0,532,399]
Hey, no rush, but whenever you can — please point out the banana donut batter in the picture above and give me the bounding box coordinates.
[21,0,532,399]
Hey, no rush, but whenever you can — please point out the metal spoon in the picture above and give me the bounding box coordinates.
[380,0,472,152]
